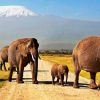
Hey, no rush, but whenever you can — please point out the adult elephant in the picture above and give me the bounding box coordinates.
[73,36,100,89]
[0,46,9,71]
[8,38,39,84]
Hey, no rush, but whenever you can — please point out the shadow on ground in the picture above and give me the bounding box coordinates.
[11,78,89,88]
[66,82,89,87]
[0,79,8,81]
[23,70,49,72]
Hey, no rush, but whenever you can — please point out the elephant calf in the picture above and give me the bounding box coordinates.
[51,63,69,86]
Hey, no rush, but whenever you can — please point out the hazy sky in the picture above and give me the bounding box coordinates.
[0,0,100,50]
[0,0,100,21]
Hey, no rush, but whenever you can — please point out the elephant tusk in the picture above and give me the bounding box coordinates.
[31,53,35,62]
[38,55,41,60]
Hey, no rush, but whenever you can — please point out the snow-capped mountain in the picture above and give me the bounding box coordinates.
[0,6,38,17]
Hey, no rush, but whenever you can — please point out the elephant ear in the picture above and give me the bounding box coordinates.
[16,43,28,57]
[26,39,33,48]
[26,38,39,49]
[32,38,39,49]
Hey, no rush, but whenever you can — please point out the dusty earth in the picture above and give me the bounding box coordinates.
[0,60,100,100]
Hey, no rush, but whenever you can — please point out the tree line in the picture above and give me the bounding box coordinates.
[39,49,72,55]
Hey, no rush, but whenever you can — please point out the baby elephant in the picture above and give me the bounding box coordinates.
[51,64,69,86]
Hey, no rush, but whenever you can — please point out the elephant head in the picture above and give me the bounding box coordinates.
[8,38,39,84]
[17,38,39,61]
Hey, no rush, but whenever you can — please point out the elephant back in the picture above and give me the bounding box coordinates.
[73,36,100,72]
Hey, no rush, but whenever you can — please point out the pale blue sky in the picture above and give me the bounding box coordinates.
[0,0,100,21]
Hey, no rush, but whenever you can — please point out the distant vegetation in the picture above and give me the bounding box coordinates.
[39,49,72,55]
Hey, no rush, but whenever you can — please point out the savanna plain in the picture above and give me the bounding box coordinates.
[0,54,100,100]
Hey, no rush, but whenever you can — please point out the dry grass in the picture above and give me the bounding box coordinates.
[0,63,9,88]
[40,54,100,83]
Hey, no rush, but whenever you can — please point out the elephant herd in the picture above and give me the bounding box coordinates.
[0,36,100,89]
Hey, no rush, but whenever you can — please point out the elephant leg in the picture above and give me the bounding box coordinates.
[17,57,24,83]
[52,75,55,85]
[33,52,38,84]
[73,68,81,88]
[34,56,38,84]
[88,72,97,89]
[16,67,19,82]
[3,62,7,71]
[17,66,24,83]
[57,77,59,84]
[65,72,68,84]
[0,63,3,70]
[8,67,14,82]
[30,62,38,84]
[61,74,64,86]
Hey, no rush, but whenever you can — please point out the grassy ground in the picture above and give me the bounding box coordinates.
[0,63,9,88]
[40,54,100,83]
[0,54,100,88]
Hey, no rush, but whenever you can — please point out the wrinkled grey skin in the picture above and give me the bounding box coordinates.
[51,63,69,86]
[73,36,100,89]
[0,46,9,71]
[8,38,39,84]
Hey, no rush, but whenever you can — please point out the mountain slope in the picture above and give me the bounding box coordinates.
[0,6,38,17]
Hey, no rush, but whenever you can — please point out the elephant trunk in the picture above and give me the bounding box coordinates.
[31,50,38,83]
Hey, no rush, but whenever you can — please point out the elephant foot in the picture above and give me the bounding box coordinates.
[88,83,97,89]
[33,80,38,84]
[65,83,68,86]
[65,82,67,85]
[52,82,55,85]
[61,82,64,86]
[73,83,79,88]
[8,80,12,82]
[98,84,100,89]
[17,80,24,84]
[61,84,64,87]
[13,67,16,71]
[8,78,12,82]
[8,67,10,70]
[56,82,60,85]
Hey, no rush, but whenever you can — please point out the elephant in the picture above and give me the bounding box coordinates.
[0,46,9,71]
[8,38,39,84]
[51,63,69,86]
[73,36,100,89]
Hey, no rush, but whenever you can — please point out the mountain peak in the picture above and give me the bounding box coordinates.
[0,6,38,17]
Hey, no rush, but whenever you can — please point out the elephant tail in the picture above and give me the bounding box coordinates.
[72,51,80,70]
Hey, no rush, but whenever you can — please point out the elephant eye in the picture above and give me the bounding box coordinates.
[25,47,29,52]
